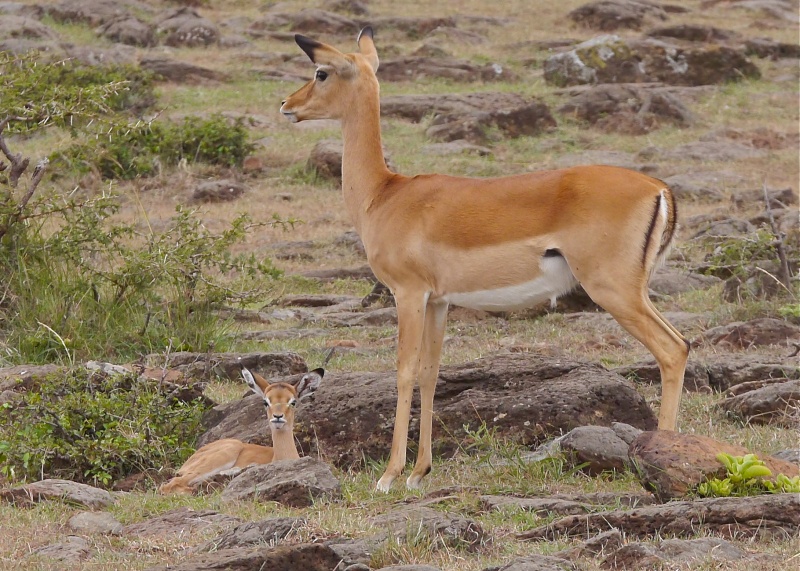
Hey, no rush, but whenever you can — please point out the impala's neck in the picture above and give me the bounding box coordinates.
[340,84,391,233]
[271,426,299,461]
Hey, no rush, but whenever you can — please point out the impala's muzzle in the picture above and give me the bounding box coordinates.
[280,101,298,123]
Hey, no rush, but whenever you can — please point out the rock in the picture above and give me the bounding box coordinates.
[486,556,577,570]
[221,457,341,506]
[558,83,692,134]
[140,57,226,83]
[145,543,345,571]
[257,353,657,467]
[156,7,218,47]
[191,179,246,203]
[628,431,800,501]
[196,517,306,552]
[68,511,123,535]
[0,2,45,18]
[555,529,623,561]
[722,261,796,302]
[46,0,144,27]
[647,24,738,42]
[720,379,800,426]
[745,37,800,59]
[61,43,138,66]
[0,15,58,40]
[378,56,515,83]
[279,294,360,307]
[648,267,721,296]
[370,16,458,38]
[732,186,797,209]
[307,139,393,184]
[569,0,666,31]
[252,9,357,35]
[371,505,485,551]
[773,449,800,463]
[730,0,799,22]
[123,507,240,538]
[95,15,156,47]
[701,318,800,348]
[661,171,744,201]
[691,217,756,239]
[147,351,308,381]
[544,35,760,87]
[381,92,556,144]
[29,536,90,562]
[480,495,591,517]
[0,479,114,509]
[323,0,370,16]
[704,355,800,392]
[559,425,634,474]
[378,566,442,571]
[602,537,770,569]
[0,364,67,392]
[552,149,654,173]
[519,493,800,540]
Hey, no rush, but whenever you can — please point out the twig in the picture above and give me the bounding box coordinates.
[763,181,792,291]
[0,116,31,189]
[788,343,800,358]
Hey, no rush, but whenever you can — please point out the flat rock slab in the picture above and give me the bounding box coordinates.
[602,537,775,569]
[123,508,240,538]
[701,318,800,348]
[370,505,486,551]
[68,511,123,535]
[29,535,90,562]
[487,556,577,570]
[222,457,341,507]
[1,479,114,509]
[518,493,800,540]
[145,542,344,571]
[720,379,800,426]
[195,517,306,552]
[145,351,307,381]
[629,431,799,501]
[480,495,591,517]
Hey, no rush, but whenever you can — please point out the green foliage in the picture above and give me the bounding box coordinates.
[55,114,254,179]
[0,368,209,486]
[703,227,780,278]
[1,190,285,363]
[696,453,800,497]
[0,53,155,133]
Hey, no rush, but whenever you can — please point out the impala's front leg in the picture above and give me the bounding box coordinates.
[376,291,428,492]
[407,300,448,489]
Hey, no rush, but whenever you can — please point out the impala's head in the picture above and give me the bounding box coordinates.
[280,26,379,122]
[241,367,324,432]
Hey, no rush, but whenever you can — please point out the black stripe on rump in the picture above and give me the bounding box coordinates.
[642,194,662,268]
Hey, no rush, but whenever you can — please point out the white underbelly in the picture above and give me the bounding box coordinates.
[440,255,578,312]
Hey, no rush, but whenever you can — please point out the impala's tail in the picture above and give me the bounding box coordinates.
[643,187,678,275]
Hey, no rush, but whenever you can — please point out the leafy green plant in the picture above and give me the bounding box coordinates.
[0,53,154,133]
[0,368,209,486]
[697,453,800,497]
[55,114,254,179]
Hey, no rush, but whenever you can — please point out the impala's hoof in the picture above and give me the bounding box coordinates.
[406,474,424,490]
[376,474,394,493]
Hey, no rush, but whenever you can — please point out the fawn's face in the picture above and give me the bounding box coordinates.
[241,367,325,432]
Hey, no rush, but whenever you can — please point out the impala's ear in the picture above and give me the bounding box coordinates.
[241,367,268,396]
[357,26,379,72]
[295,367,325,400]
[295,34,355,76]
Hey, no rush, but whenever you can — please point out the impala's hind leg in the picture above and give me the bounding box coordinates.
[580,281,689,430]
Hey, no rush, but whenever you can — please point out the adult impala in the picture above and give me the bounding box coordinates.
[280,28,689,492]
[159,366,324,494]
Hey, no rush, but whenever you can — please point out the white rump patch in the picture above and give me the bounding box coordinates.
[442,255,578,312]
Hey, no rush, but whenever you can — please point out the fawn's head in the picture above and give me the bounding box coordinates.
[280,27,379,122]
[241,367,324,432]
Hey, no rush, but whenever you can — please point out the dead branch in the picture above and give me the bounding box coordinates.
[0,116,31,189]
[763,181,792,291]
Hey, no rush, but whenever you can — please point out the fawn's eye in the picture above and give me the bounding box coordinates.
[288,399,297,407]
[315,69,328,81]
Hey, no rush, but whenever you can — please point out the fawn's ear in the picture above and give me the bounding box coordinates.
[357,27,379,73]
[241,367,269,396]
[295,368,325,400]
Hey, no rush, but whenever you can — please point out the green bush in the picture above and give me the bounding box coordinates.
[55,114,254,179]
[0,53,155,133]
[0,368,209,486]
[697,453,800,497]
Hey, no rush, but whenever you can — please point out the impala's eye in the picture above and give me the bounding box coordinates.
[288,399,297,407]
[263,399,271,409]
[315,69,328,82]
